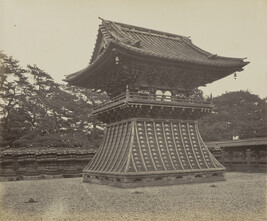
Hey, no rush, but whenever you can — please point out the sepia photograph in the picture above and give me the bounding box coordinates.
[0,0,266,220]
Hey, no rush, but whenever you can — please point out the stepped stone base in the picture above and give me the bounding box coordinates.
[83,171,225,188]
[83,118,226,187]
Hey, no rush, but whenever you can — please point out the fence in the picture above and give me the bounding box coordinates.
[1,138,266,181]
[208,138,267,173]
[0,148,95,181]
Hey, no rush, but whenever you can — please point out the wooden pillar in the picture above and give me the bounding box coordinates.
[126,84,129,101]
[221,147,225,166]
[246,149,251,173]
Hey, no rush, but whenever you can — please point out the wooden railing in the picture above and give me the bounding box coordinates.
[93,92,211,111]
[93,93,127,110]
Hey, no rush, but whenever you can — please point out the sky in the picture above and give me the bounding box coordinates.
[1,0,267,98]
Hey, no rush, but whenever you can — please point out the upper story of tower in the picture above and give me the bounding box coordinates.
[65,18,249,98]
[64,19,249,122]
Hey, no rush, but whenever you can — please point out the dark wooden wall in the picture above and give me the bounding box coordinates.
[210,145,267,173]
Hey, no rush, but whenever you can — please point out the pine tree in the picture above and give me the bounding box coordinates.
[0,51,32,147]
[199,91,267,141]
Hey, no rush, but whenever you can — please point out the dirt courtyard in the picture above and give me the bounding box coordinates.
[0,172,266,221]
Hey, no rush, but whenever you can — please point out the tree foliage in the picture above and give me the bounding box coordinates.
[199,91,267,141]
[0,52,31,146]
[0,51,108,149]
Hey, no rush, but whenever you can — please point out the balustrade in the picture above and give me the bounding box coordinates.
[93,92,211,111]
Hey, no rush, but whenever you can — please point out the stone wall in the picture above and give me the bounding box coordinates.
[1,144,266,182]
[0,148,95,181]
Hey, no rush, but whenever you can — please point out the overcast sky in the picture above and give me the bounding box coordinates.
[1,0,267,98]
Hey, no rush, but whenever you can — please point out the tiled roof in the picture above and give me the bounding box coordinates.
[65,19,249,83]
[90,19,249,68]
[206,137,267,148]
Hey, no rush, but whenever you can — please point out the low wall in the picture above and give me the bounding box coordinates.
[210,148,267,173]
[0,148,96,181]
[1,144,266,181]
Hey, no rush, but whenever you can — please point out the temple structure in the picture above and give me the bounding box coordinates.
[65,19,249,187]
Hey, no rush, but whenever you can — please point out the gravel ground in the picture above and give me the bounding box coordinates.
[0,172,266,221]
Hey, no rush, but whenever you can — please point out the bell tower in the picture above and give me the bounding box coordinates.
[65,19,249,187]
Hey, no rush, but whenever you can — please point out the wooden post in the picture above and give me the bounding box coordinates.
[221,147,225,166]
[126,84,129,101]
[246,149,251,173]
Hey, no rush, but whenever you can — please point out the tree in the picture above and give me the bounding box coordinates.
[65,85,108,147]
[199,91,267,141]
[0,51,108,149]
[14,65,95,148]
[0,51,32,147]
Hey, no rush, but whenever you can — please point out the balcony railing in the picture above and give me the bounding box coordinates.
[93,92,211,112]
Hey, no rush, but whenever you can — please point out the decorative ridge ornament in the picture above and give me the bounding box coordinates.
[101,18,141,48]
